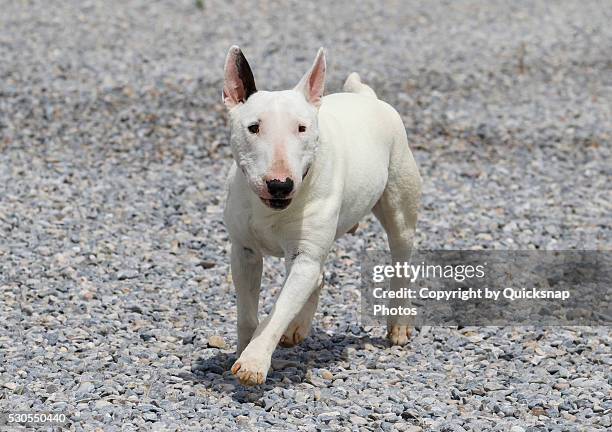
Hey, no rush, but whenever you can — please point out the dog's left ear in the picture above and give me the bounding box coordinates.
[223,46,257,109]
[295,48,326,108]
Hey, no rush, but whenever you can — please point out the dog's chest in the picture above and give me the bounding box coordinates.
[247,215,288,257]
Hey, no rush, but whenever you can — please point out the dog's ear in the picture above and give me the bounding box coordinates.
[223,46,257,109]
[295,47,326,108]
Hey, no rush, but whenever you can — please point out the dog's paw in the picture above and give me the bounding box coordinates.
[231,352,270,386]
[387,325,412,346]
[279,319,312,347]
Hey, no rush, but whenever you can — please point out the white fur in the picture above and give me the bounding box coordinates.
[223,48,422,386]
[227,90,318,199]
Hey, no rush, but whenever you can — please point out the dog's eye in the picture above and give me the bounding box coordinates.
[298,125,307,133]
[248,123,259,134]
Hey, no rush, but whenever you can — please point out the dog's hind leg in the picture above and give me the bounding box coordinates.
[372,131,421,346]
[279,274,323,347]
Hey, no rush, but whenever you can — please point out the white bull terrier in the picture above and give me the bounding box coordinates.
[222,46,421,385]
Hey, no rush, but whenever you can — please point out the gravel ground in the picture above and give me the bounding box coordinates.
[1,0,611,430]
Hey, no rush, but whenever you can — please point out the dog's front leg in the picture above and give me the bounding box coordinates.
[231,244,263,355]
[231,250,325,386]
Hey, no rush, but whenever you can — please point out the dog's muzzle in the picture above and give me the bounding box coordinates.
[261,197,292,210]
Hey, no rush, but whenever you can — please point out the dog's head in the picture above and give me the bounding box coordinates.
[222,46,326,210]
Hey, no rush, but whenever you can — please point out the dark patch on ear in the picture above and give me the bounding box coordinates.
[236,50,257,101]
[290,249,302,262]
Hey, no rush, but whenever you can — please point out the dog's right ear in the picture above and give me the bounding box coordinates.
[222,46,257,109]
[295,47,326,108]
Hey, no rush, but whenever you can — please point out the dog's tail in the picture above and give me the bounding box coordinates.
[343,72,377,98]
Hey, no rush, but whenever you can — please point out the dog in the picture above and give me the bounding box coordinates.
[222,46,421,385]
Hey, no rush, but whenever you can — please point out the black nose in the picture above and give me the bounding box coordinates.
[266,178,294,198]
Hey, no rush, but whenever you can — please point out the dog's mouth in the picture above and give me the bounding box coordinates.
[260,197,292,210]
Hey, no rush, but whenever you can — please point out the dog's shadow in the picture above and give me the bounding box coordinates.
[188,328,388,404]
